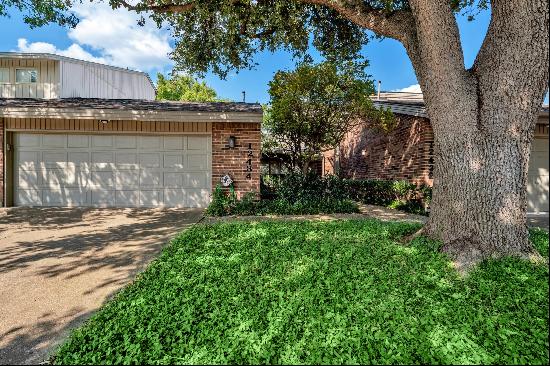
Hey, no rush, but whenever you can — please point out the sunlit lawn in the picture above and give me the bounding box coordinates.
[53,220,549,365]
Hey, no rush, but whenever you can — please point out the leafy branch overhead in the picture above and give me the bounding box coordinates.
[0,0,488,77]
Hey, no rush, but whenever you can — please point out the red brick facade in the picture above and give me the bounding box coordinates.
[324,114,435,186]
[212,122,261,198]
[0,120,261,207]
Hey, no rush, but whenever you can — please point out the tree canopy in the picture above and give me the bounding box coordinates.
[156,73,223,102]
[0,0,78,28]
[2,0,488,77]
[264,61,392,173]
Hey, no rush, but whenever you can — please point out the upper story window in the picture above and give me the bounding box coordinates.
[16,68,38,83]
[0,68,9,83]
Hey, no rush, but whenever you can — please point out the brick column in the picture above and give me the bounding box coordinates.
[212,122,261,198]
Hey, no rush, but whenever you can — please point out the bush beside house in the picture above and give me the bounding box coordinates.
[207,173,431,217]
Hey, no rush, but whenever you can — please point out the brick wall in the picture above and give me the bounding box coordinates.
[212,122,261,198]
[326,114,434,186]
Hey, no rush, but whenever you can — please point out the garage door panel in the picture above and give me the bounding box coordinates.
[164,172,184,187]
[91,190,115,206]
[527,137,549,212]
[186,189,210,208]
[140,190,162,206]
[140,136,161,150]
[188,154,208,170]
[16,134,40,147]
[91,171,115,188]
[164,136,184,150]
[42,188,87,206]
[139,153,161,168]
[115,190,139,206]
[67,135,89,148]
[188,136,208,150]
[164,189,185,206]
[91,152,114,171]
[188,173,208,188]
[16,189,42,206]
[42,134,66,148]
[164,154,184,169]
[42,151,67,168]
[140,170,161,186]
[92,135,113,148]
[15,133,211,208]
[116,170,140,188]
[17,168,41,188]
[43,167,88,188]
[115,153,138,170]
[115,135,137,149]
[68,152,90,168]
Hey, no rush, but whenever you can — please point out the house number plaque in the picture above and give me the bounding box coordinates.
[246,143,253,180]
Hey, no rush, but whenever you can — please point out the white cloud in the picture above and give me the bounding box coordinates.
[17,38,107,64]
[15,2,173,73]
[392,84,422,93]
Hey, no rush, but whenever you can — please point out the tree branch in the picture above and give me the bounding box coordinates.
[115,1,415,42]
[471,0,549,131]
[117,0,195,13]
[405,0,476,130]
[298,0,415,42]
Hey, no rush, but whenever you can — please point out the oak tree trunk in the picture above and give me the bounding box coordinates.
[423,110,536,261]
[401,0,549,263]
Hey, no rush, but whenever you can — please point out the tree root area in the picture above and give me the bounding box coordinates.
[403,229,544,276]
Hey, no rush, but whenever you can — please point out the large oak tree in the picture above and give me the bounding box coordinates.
[4,0,549,263]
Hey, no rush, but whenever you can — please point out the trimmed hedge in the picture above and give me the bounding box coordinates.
[209,174,431,217]
[263,173,431,215]
[206,185,359,217]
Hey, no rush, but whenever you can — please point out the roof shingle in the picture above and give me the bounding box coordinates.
[0,98,263,114]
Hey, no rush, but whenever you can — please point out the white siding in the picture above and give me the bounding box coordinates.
[59,59,155,100]
[0,58,60,99]
[0,56,155,100]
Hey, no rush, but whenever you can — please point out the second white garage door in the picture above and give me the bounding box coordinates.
[15,133,212,207]
[527,137,549,213]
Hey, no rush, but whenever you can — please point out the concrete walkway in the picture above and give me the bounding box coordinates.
[202,204,427,224]
[0,207,202,365]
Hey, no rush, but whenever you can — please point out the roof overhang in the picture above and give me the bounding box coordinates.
[0,106,262,123]
[374,100,549,121]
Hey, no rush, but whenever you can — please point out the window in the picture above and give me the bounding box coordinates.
[16,69,38,83]
[0,68,8,83]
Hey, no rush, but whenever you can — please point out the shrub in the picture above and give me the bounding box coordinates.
[206,185,238,216]
[206,180,359,217]
[209,175,432,217]
[266,174,432,215]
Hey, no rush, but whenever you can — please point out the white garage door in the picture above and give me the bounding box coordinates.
[14,133,212,208]
[527,137,549,212]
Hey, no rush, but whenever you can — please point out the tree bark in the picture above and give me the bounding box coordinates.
[404,0,549,262]
[425,111,536,260]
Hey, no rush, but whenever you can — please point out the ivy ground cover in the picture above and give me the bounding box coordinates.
[54,221,549,365]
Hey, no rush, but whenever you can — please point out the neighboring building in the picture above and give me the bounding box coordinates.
[0,53,262,208]
[0,52,155,99]
[323,92,549,213]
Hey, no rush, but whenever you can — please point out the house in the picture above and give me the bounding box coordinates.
[322,92,549,213]
[0,53,262,208]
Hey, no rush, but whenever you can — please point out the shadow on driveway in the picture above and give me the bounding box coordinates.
[0,207,202,365]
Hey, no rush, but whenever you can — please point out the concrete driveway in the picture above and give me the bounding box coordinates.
[0,207,203,365]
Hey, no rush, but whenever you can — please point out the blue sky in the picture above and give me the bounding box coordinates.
[0,5,546,104]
